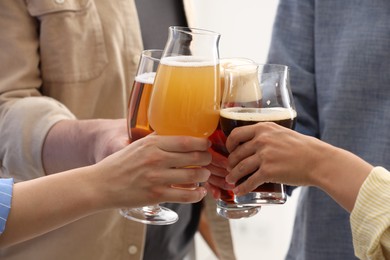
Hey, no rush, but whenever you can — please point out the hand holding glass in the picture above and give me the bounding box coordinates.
[221,63,297,206]
[120,49,180,225]
[147,26,221,224]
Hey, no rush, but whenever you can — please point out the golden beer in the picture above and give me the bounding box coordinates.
[149,56,220,137]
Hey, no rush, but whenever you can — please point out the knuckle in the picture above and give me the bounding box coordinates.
[145,171,163,186]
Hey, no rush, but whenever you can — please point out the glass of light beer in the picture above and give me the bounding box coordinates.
[119,49,180,225]
[220,63,297,206]
[209,58,260,219]
[148,26,220,202]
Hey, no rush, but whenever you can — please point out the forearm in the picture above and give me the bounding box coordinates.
[42,120,96,174]
[310,141,373,212]
[42,118,128,174]
[0,166,104,248]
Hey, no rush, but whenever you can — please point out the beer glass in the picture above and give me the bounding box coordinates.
[119,49,179,225]
[209,58,260,219]
[220,63,297,206]
[148,26,220,197]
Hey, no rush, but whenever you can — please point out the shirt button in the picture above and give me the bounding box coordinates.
[55,0,65,4]
[128,245,138,255]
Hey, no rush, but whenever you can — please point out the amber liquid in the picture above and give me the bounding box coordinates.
[148,57,220,137]
[127,73,155,140]
[208,124,234,203]
[219,107,296,193]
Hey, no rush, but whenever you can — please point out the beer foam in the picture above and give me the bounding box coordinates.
[223,64,262,103]
[220,58,256,70]
[160,56,217,67]
[220,107,297,121]
[135,72,156,84]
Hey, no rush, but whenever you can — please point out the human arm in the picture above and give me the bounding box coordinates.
[42,118,129,174]
[0,1,138,179]
[225,122,373,212]
[0,134,211,248]
[350,167,390,259]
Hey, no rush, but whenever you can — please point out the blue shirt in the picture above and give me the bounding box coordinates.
[0,178,13,234]
[268,0,390,259]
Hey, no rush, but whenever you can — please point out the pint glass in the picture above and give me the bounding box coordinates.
[221,63,297,206]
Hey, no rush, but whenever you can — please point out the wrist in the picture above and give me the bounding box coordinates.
[74,164,112,212]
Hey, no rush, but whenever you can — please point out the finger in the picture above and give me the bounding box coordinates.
[227,139,257,171]
[209,147,229,169]
[233,170,265,196]
[226,156,259,184]
[206,161,229,178]
[207,174,235,190]
[164,167,211,185]
[226,124,256,153]
[204,182,221,199]
[155,135,211,152]
[164,151,212,168]
[163,186,208,204]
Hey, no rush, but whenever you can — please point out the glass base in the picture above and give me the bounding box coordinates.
[216,199,260,219]
[119,205,178,225]
[235,191,287,206]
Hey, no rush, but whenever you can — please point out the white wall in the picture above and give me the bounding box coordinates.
[189,1,302,259]
[189,0,279,63]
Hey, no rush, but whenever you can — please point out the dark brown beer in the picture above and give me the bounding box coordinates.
[220,107,297,193]
[127,73,155,140]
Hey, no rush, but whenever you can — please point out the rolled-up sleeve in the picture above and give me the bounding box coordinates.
[350,167,390,260]
[0,178,13,235]
[0,1,75,181]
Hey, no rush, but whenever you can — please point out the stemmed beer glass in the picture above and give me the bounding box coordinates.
[220,63,297,206]
[119,49,179,225]
[148,26,221,221]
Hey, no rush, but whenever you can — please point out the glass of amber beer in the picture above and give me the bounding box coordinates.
[148,26,221,220]
[120,49,180,225]
[127,49,162,141]
[220,63,297,206]
[210,58,260,219]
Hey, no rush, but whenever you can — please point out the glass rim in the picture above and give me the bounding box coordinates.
[220,57,257,67]
[141,49,163,62]
[169,26,221,37]
[224,62,289,72]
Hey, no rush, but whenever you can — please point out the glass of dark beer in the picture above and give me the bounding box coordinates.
[119,49,179,225]
[220,63,297,206]
[210,58,260,219]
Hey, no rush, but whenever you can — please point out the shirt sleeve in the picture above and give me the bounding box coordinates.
[0,178,14,235]
[350,166,390,260]
[0,1,76,182]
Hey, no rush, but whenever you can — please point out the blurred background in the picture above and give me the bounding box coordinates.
[188,1,302,259]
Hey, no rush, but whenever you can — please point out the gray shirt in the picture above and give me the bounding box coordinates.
[267,0,390,259]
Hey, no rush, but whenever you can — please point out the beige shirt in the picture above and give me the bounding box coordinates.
[350,167,390,260]
[0,0,235,259]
